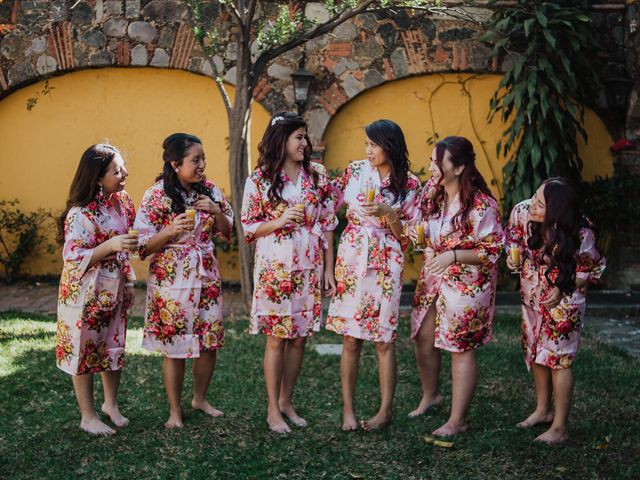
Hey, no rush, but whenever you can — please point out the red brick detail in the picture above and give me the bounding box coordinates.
[383,58,395,80]
[491,56,499,71]
[401,30,428,74]
[317,83,348,116]
[117,40,130,66]
[10,0,19,23]
[49,22,74,70]
[0,69,8,91]
[170,23,196,69]
[326,43,352,57]
[253,76,271,102]
[322,56,336,71]
[433,46,449,63]
[352,69,363,81]
[452,45,468,70]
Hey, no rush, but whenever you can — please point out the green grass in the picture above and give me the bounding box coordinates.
[0,311,638,479]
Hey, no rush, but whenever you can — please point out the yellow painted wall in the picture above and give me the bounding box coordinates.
[323,73,614,279]
[0,68,270,280]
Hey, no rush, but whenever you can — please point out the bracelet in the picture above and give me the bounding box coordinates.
[385,210,399,225]
[453,249,457,263]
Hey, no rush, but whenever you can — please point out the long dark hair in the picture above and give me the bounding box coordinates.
[256,111,318,204]
[427,136,493,234]
[528,177,593,295]
[364,119,411,204]
[57,144,119,244]
[155,133,214,214]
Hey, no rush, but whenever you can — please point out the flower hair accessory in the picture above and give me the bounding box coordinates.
[271,116,285,126]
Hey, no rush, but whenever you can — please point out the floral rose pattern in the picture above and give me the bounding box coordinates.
[411,177,504,352]
[326,160,421,343]
[241,162,336,338]
[134,180,233,358]
[56,190,135,375]
[506,200,605,370]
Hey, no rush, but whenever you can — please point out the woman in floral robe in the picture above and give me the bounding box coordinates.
[56,144,138,435]
[135,133,233,429]
[409,136,503,437]
[241,112,337,433]
[327,120,421,432]
[506,178,605,443]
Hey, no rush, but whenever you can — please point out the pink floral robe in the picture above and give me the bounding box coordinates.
[506,200,606,369]
[241,163,337,338]
[326,160,421,343]
[56,191,136,375]
[411,178,503,352]
[135,180,233,358]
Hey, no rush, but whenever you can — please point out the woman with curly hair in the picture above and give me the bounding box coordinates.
[241,112,337,433]
[56,143,137,435]
[409,136,503,437]
[506,178,605,443]
[134,133,233,429]
[327,119,421,431]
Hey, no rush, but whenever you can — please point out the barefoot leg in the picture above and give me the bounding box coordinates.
[192,350,224,417]
[71,374,115,435]
[101,370,129,427]
[264,336,290,433]
[536,368,573,443]
[163,357,185,428]
[279,337,308,427]
[433,350,476,437]
[340,335,362,431]
[517,364,554,428]
[361,341,396,431]
[410,304,442,418]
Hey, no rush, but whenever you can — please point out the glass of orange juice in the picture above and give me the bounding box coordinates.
[415,223,425,252]
[185,208,196,230]
[128,228,139,258]
[510,244,520,272]
[365,187,376,203]
[294,202,305,223]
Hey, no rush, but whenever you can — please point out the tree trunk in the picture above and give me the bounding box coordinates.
[228,38,255,312]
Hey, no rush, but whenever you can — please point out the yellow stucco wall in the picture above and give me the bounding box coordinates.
[0,71,614,282]
[0,68,270,280]
[323,73,614,278]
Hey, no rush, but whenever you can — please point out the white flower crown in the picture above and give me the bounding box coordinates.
[271,116,285,126]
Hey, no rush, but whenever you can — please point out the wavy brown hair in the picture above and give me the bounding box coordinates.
[527,177,596,295]
[427,136,493,234]
[57,144,119,244]
[256,111,318,204]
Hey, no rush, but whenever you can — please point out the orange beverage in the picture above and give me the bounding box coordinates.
[365,187,376,203]
[185,208,196,229]
[128,229,139,256]
[416,223,425,246]
[295,203,305,222]
[510,245,520,265]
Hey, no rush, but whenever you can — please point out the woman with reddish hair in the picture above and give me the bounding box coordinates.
[506,178,605,443]
[409,136,503,436]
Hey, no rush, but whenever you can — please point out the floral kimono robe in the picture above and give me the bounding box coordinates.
[56,191,136,375]
[326,160,421,343]
[506,200,605,370]
[241,163,337,338]
[135,180,233,358]
[411,178,503,352]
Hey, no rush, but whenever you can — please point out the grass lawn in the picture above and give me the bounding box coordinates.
[0,311,638,479]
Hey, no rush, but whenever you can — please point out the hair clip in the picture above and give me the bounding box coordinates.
[271,116,285,126]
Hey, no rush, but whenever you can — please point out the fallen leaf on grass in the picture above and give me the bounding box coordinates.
[594,435,611,450]
[348,472,366,479]
[424,436,455,448]
[555,466,567,473]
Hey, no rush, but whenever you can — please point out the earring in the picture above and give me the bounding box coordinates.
[175,168,179,173]
[98,183,103,195]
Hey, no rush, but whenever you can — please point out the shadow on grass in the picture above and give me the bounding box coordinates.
[0,314,638,479]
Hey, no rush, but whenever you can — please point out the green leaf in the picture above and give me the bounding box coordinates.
[536,10,548,28]
[543,30,557,49]
[524,18,535,37]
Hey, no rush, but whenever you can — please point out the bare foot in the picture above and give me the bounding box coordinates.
[191,398,224,418]
[516,409,554,429]
[101,403,129,427]
[80,417,116,436]
[432,420,468,437]
[164,409,184,429]
[408,393,443,418]
[267,409,291,434]
[360,411,392,432]
[342,410,358,432]
[279,403,307,427]
[535,427,569,444]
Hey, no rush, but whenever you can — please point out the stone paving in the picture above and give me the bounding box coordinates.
[1,284,639,358]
